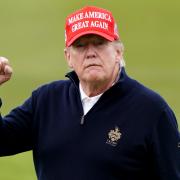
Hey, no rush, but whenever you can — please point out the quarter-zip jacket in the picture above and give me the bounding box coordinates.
[0,68,180,180]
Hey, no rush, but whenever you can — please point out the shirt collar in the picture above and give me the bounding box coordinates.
[79,83,103,102]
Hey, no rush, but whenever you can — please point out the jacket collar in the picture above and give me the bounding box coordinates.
[65,67,135,96]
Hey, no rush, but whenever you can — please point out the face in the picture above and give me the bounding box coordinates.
[65,34,122,85]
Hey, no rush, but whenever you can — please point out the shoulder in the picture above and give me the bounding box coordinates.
[118,69,169,111]
[31,79,72,99]
[125,75,170,115]
[126,77,178,134]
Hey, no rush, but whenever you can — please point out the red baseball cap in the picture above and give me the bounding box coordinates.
[65,6,120,47]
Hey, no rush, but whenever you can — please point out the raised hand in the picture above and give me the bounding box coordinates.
[0,57,13,85]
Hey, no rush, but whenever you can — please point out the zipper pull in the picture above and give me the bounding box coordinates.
[80,115,85,125]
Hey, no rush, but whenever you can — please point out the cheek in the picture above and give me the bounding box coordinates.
[103,57,119,74]
[70,56,84,73]
[69,52,80,67]
[102,52,117,66]
[108,49,120,64]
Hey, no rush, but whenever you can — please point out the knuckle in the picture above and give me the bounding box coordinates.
[0,57,9,65]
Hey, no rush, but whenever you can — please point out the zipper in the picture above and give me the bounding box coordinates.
[80,115,85,125]
[66,71,122,125]
[66,73,85,125]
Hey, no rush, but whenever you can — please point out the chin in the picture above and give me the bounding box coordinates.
[82,70,106,82]
[84,75,105,83]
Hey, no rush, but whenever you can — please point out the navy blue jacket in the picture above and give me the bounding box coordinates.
[0,68,180,180]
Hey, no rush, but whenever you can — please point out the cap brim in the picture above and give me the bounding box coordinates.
[66,30,114,47]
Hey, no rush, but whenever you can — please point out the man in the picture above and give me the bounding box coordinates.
[0,6,180,180]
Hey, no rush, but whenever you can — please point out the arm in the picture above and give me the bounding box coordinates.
[0,97,34,156]
[151,106,180,180]
[0,57,33,156]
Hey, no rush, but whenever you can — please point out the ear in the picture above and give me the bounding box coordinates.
[115,47,122,63]
[64,48,73,68]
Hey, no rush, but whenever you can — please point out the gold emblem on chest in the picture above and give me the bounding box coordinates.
[106,126,122,147]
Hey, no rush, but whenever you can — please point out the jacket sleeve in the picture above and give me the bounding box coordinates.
[0,95,35,156]
[151,106,180,180]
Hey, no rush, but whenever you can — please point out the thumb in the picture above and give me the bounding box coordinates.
[4,65,13,75]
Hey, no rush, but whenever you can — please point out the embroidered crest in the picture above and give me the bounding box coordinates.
[106,126,122,147]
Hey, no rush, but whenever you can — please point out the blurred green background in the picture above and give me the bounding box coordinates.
[0,0,180,179]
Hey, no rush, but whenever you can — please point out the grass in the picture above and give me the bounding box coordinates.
[0,0,180,179]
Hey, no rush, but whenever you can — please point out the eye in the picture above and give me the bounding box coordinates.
[94,39,107,46]
[76,42,86,47]
[72,40,87,48]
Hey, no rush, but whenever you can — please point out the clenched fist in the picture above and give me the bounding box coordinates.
[0,57,13,85]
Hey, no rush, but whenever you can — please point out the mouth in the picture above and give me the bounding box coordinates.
[85,64,101,68]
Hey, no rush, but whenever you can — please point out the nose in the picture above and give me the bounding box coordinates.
[86,44,97,59]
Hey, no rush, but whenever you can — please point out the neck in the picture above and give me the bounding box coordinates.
[80,69,120,97]
[80,82,110,97]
